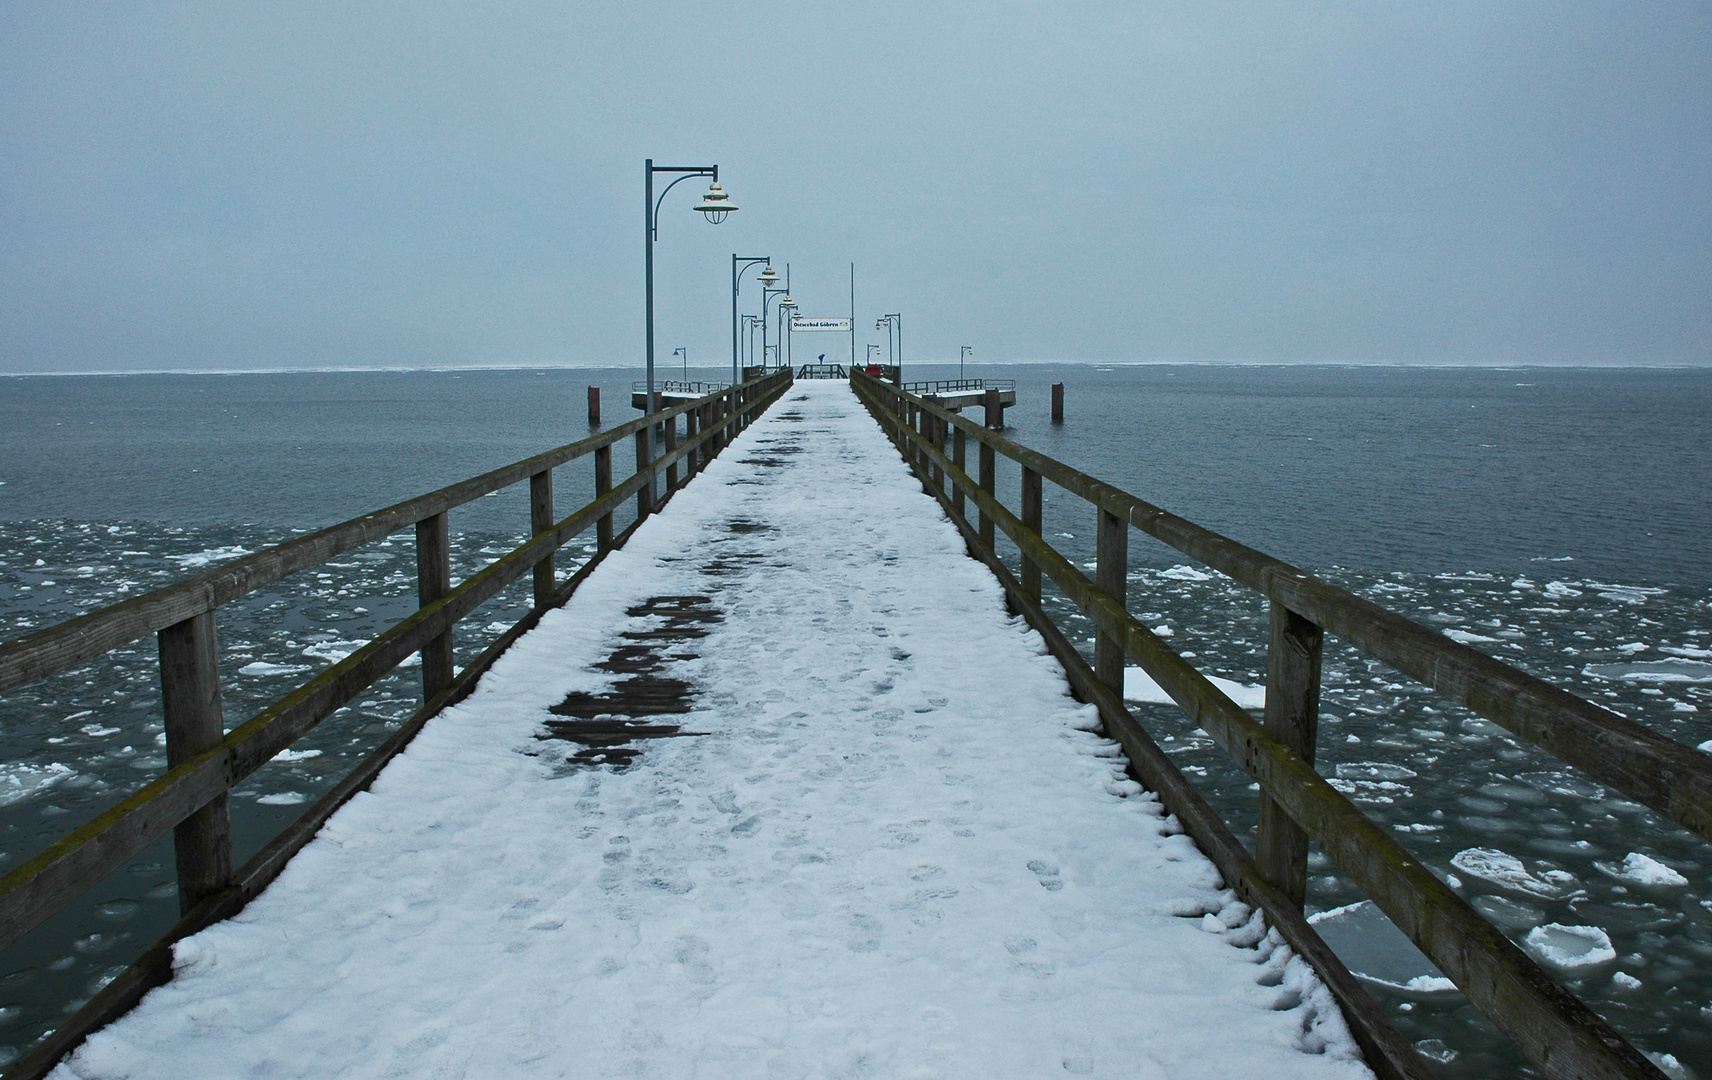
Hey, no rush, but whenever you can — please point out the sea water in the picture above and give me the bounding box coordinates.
[1,364,1709,1075]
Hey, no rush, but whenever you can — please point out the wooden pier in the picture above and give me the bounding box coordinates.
[0,370,1706,1078]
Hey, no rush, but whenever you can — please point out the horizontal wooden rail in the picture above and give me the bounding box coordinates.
[853,371,1671,1080]
[0,370,792,961]
[0,390,739,695]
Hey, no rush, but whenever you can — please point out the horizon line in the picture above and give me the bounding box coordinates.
[4,358,1711,378]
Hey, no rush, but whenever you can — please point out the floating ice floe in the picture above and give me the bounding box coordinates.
[1335,762,1417,781]
[1584,583,1666,605]
[239,661,312,677]
[1122,667,1265,710]
[0,761,75,807]
[255,792,307,806]
[165,546,253,569]
[1594,852,1689,889]
[1157,564,1213,582]
[1515,770,1605,799]
[79,723,121,738]
[1523,923,1615,972]
[1582,658,1712,684]
[302,640,367,664]
[1451,847,1578,899]
[1307,901,1457,995]
[1442,629,1500,645]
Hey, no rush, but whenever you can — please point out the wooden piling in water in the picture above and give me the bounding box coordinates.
[587,386,600,426]
[1051,382,1064,423]
[984,388,1002,430]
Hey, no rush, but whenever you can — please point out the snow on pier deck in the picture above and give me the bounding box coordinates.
[56,383,1370,1080]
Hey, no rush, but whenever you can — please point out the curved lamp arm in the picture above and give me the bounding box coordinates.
[651,169,715,240]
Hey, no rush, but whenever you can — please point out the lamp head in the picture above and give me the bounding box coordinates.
[694,181,737,224]
[757,264,779,287]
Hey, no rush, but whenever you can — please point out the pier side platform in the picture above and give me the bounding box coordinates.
[53,383,1371,1080]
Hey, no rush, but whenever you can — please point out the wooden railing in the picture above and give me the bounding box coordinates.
[797,363,847,379]
[0,368,793,1078]
[852,368,1706,1080]
[901,377,1016,395]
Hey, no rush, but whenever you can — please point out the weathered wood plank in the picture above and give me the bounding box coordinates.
[157,612,231,914]
[416,513,454,701]
[530,469,555,608]
[1256,601,1323,909]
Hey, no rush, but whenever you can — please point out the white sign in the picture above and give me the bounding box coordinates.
[790,317,852,332]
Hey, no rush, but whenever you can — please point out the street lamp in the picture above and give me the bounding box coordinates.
[673,346,687,383]
[759,264,790,372]
[867,344,882,364]
[644,159,735,495]
[741,314,762,368]
[778,294,799,368]
[877,313,903,381]
[731,256,772,386]
[961,345,972,381]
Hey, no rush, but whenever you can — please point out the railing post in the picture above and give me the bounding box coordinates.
[594,444,613,551]
[529,468,554,608]
[1021,466,1042,600]
[634,429,652,521]
[684,407,699,479]
[416,512,454,699]
[925,398,945,494]
[978,438,996,551]
[952,426,967,521]
[1094,506,1127,690]
[664,413,679,494]
[1257,601,1324,908]
[157,611,232,914]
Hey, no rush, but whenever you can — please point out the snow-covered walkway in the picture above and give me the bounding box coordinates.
[57,382,1371,1080]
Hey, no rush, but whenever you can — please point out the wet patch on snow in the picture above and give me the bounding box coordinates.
[537,595,717,769]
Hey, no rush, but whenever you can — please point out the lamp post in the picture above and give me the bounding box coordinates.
[673,346,687,383]
[759,264,789,372]
[742,314,762,368]
[644,158,735,496]
[779,294,798,368]
[961,345,972,381]
[731,256,772,386]
[764,288,793,371]
[867,344,882,364]
[877,313,903,381]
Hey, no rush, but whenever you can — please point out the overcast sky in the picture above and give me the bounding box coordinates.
[2,2,1708,372]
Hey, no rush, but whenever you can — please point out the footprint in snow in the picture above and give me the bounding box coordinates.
[1028,860,1064,891]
